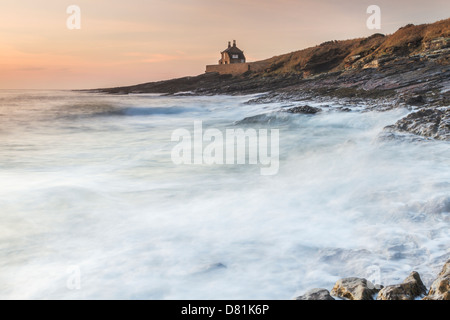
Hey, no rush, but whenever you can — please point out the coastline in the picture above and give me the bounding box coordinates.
[92,18,449,141]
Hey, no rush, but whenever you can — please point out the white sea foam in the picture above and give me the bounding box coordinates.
[0,90,448,299]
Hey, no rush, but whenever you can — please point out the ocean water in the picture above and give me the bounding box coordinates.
[0,90,448,299]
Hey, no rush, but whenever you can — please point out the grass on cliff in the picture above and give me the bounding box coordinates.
[259,18,450,77]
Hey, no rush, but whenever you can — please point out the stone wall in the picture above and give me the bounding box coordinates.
[205,61,270,75]
[205,63,250,75]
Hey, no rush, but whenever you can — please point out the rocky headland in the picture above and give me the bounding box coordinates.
[94,18,450,141]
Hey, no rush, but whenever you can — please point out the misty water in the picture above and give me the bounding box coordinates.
[0,90,448,299]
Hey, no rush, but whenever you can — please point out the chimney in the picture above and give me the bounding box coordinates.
[233,40,236,47]
[228,41,231,48]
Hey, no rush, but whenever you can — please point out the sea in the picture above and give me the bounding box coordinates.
[0,90,448,299]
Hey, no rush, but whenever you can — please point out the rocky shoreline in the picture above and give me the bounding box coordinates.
[93,19,450,141]
[296,260,449,300]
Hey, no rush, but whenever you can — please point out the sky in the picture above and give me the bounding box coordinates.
[0,0,449,89]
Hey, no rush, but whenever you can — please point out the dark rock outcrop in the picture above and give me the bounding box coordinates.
[295,288,335,300]
[377,271,427,300]
[234,112,290,125]
[423,260,450,300]
[385,108,450,141]
[286,105,322,114]
[331,277,380,300]
[405,95,426,106]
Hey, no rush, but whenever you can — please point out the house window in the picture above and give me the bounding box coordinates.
[232,54,238,59]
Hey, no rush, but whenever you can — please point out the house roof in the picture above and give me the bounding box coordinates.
[223,46,244,54]
[221,41,245,59]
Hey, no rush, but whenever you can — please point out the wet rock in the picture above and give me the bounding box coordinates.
[423,260,450,300]
[245,93,281,105]
[235,112,290,125]
[295,288,335,300]
[331,277,380,300]
[377,271,427,300]
[197,262,227,275]
[377,130,428,142]
[405,95,425,106]
[286,105,322,114]
[208,263,227,270]
[386,108,450,141]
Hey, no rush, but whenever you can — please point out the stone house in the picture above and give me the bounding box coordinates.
[219,40,246,64]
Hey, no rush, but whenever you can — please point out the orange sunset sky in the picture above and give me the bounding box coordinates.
[1,0,449,89]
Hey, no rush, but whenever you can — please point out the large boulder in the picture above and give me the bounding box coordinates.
[377,271,427,300]
[295,288,335,300]
[423,260,450,300]
[331,277,380,300]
